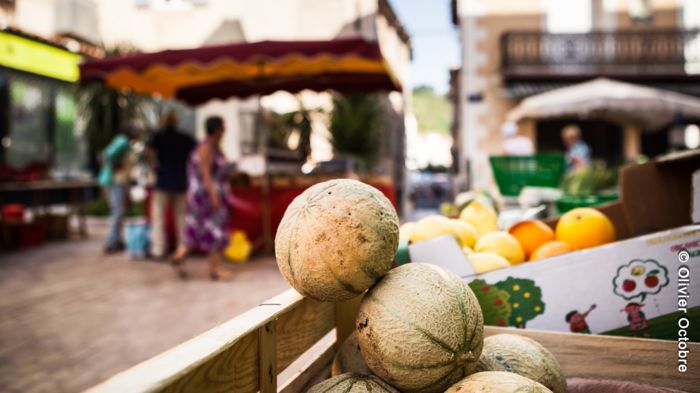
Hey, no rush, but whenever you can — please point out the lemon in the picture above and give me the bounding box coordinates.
[459,199,498,237]
[409,215,461,245]
[468,252,510,274]
[475,231,526,265]
[399,222,417,242]
[449,219,478,248]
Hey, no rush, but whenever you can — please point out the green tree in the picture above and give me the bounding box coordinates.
[329,94,383,171]
[76,44,147,171]
[468,279,512,327]
[495,277,545,328]
[412,86,451,134]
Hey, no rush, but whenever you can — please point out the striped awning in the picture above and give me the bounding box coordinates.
[79,38,401,105]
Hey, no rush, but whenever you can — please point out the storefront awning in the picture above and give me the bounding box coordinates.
[79,38,401,105]
[0,31,82,82]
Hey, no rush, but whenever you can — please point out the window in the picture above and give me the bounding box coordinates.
[545,0,592,33]
[6,75,51,169]
[54,87,88,176]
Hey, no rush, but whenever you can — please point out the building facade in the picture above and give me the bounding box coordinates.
[452,0,700,192]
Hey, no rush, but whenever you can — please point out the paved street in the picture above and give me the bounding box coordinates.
[0,220,289,393]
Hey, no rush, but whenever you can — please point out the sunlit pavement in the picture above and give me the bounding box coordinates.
[0,219,289,393]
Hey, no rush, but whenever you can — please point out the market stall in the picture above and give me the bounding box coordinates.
[80,38,402,251]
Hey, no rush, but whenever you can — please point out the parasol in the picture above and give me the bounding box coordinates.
[507,78,700,130]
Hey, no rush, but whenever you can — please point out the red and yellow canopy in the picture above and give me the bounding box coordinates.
[80,38,401,105]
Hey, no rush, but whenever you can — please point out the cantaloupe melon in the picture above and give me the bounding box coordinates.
[475,334,566,393]
[445,371,552,393]
[356,263,484,393]
[308,373,399,393]
[332,332,371,376]
[275,179,399,301]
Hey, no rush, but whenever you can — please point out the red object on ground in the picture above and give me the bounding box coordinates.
[2,204,25,222]
[146,181,397,252]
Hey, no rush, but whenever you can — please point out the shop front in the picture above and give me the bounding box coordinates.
[0,29,86,180]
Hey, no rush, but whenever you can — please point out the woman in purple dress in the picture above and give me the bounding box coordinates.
[170,116,232,280]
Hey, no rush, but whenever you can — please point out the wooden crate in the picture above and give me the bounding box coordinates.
[86,288,699,393]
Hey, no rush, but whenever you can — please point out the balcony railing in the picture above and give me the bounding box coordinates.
[502,30,700,80]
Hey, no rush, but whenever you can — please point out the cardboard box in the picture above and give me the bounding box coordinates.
[409,152,700,340]
[463,225,700,340]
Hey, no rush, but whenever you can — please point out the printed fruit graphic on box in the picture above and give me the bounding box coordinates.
[508,220,555,258]
[613,259,669,301]
[275,179,399,302]
[555,207,615,250]
[356,263,484,393]
[475,334,566,393]
[469,279,512,326]
[475,232,526,265]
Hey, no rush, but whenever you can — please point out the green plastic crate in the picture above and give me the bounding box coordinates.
[556,193,619,214]
[489,154,566,197]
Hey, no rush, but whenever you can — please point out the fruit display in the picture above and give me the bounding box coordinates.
[356,263,484,393]
[444,371,553,393]
[555,207,615,250]
[332,332,371,376]
[308,373,400,393]
[275,179,399,301]
[475,334,566,393]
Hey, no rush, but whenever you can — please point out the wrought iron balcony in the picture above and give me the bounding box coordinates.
[502,30,700,81]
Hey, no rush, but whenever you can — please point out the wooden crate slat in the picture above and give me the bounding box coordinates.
[279,333,336,393]
[485,326,700,392]
[334,294,364,345]
[276,298,335,373]
[86,289,304,393]
[258,321,277,393]
[158,331,259,393]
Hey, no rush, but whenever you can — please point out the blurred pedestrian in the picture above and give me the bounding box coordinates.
[147,112,196,260]
[170,116,232,280]
[98,123,140,254]
[501,122,534,156]
[561,124,591,172]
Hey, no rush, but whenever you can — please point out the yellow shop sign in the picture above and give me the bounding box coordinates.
[0,32,82,82]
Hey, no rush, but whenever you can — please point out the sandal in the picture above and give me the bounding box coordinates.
[210,269,233,281]
[170,257,188,280]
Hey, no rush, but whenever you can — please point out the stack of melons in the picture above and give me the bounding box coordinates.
[275,179,566,393]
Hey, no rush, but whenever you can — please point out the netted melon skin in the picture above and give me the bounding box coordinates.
[307,373,399,393]
[356,263,484,393]
[476,334,566,393]
[445,371,553,393]
[275,179,399,302]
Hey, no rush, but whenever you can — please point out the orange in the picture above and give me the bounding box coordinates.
[508,220,556,258]
[530,240,573,261]
[555,207,616,250]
